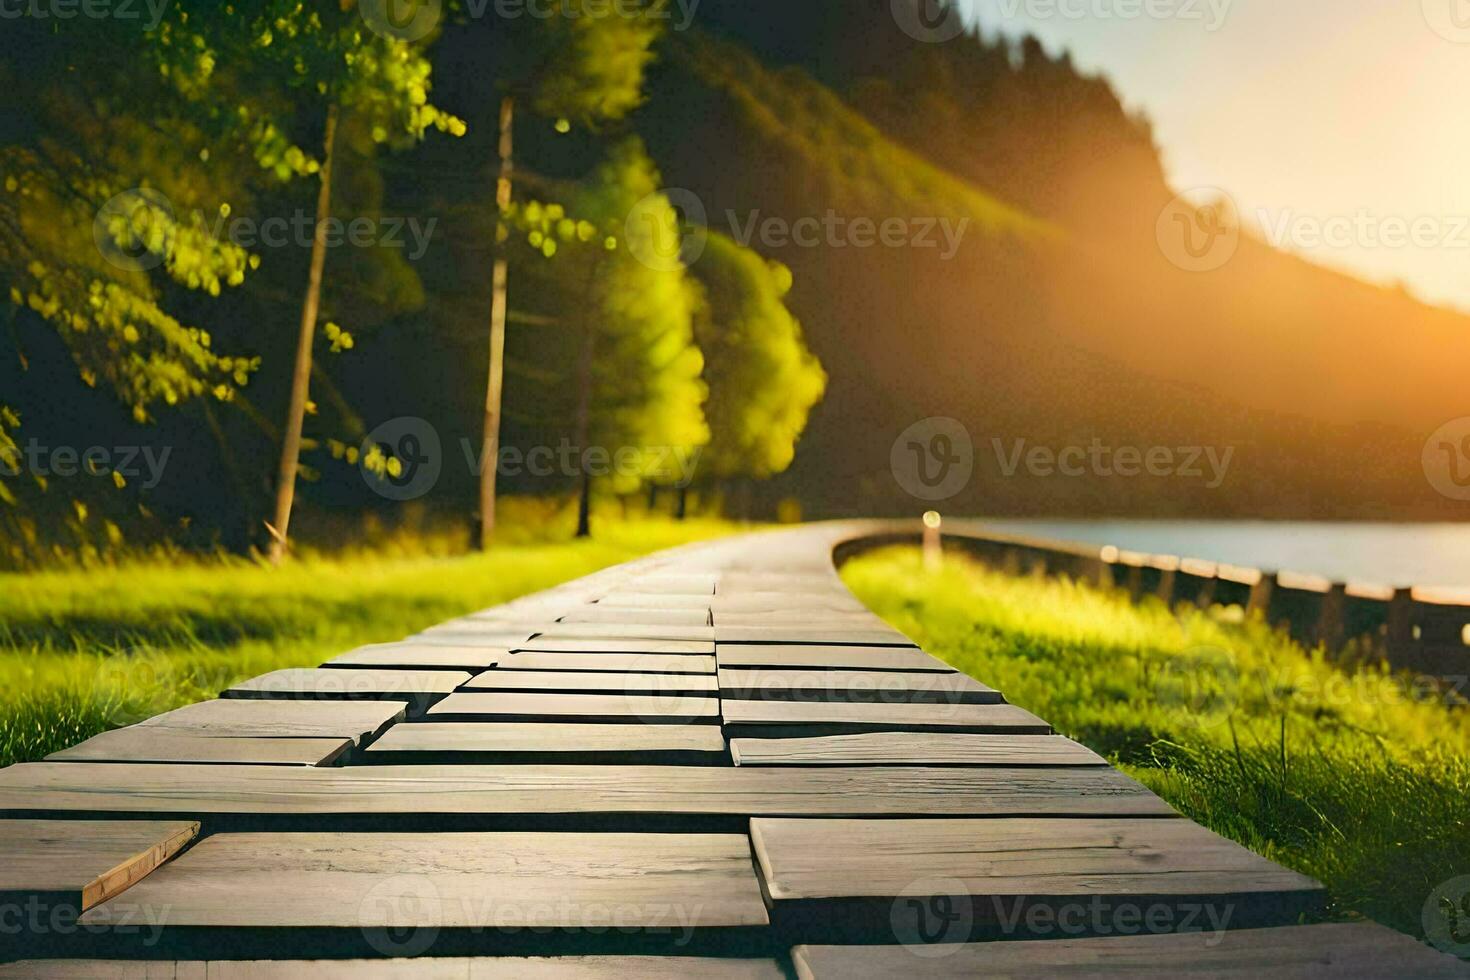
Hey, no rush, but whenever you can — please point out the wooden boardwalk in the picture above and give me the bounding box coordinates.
[1,523,1465,977]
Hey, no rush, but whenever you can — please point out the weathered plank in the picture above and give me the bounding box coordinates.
[718,668,998,704]
[497,652,717,674]
[792,923,1470,979]
[627,574,719,595]
[1,959,786,980]
[427,692,721,725]
[560,608,712,626]
[46,728,352,767]
[730,733,1106,768]
[465,670,718,694]
[722,699,1050,736]
[598,592,726,609]
[0,763,1175,821]
[715,646,951,673]
[81,831,768,932]
[322,642,504,671]
[531,624,717,642]
[715,628,911,646]
[414,625,534,646]
[223,668,469,706]
[135,700,404,744]
[363,722,728,764]
[753,817,1322,937]
[518,638,716,656]
[0,819,198,911]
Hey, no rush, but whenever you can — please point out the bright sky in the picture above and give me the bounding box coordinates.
[959,0,1470,311]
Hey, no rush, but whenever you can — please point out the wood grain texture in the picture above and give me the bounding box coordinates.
[730,733,1106,768]
[0,763,1174,819]
[531,624,717,642]
[46,728,352,767]
[721,699,1051,736]
[560,608,712,626]
[81,832,769,929]
[224,668,469,699]
[715,646,951,673]
[627,574,718,595]
[718,668,997,703]
[466,671,718,694]
[323,643,504,671]
[428,692,721,724]
[518,638,716,656]
[135,700,404,743]
[714,628,912,646]
[497,652,716,674]
[1,958,784,979]
[752,817,1321,901]
[0,819,198,910]
[792,923,1470,979]
[363,722,727,761]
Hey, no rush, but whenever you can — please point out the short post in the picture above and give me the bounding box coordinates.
[1386,588,1416,665]
[922,511,943,572]
[1248,572,1277,620]
[1315,583,1348,652]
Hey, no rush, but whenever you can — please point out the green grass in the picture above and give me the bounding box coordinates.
[841,547,1470,941]
[0,515,736,768]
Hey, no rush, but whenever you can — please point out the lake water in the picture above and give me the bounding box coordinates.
[979,520,1470,590]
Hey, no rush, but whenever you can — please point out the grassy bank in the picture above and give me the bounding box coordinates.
[0,515,734,768]
[841,546,1470,941]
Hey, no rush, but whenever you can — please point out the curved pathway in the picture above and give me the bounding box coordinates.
[0,523,1464,977]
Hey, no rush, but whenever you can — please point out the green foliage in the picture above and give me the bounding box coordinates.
[690,232,826,479]
[529,0,666,125]
[843,547,1470,939]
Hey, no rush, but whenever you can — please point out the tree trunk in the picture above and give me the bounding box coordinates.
[267,104,339,566]
[647,483,659,510]
[478,95,515,551]
[675,485,688,520]
[572,257,601,540]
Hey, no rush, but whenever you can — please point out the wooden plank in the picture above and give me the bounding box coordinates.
[711,592,866,612]
[628,574,718,594]
[716,645,950,673]
[2,959,785,980]
[0,764,1174,821]
[719,668,998,704]
[135,700,404,744]
[730,733,1106,768]
[498,652,716,674]
[0,819,198,911]
[323,642,504,671]
[560,608,712,626]
[715,627,913,646]
[531,624,717,642]
[755,817,1322,899]
[81,832,768,930]
[712,612,883,626]
[519,637,716,656]
[598,592,724,609]
[412,627,534,646]
[466,670,718,694]
[224,668,469,703]
[428,692,721,725]
[722,699,1050,736]
[46,728,352,767]
[363,723,728,764]
[792,923,1470,979]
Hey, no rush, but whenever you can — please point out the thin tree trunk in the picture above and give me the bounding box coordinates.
[675,484,688,520]
[647,483,659,510]
[478,95,515,551]
[267,104,338,565]
[572,257,601,540]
